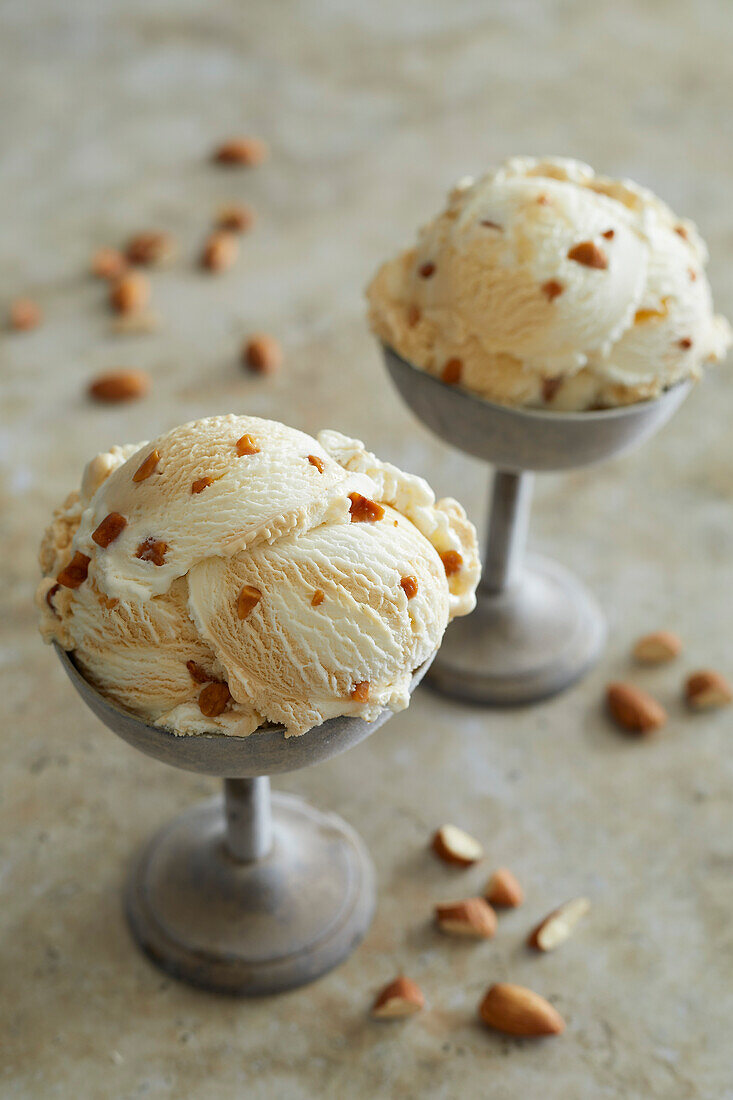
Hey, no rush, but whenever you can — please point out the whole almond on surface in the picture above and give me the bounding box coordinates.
[685,670,732,710]
[91,247,127,281]
[371,976,425,1019]
[633,630,682,664]
[486,867,524,908]
[201,232,238,272]
[217,203,255,233]
[110,271,150,314]
[479,983,565,1037]
[125,230,175,266]
[431,824,483,866]
[606,682,666,734]
[243,333,282,374]
[529,896,591,952]
[88,369,151,404]
[213,136,269,166]
[435,897,497,938]
[9,298,42,331]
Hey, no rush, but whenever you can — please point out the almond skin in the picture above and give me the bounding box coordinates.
[88,369,151,403]
[486,867,524,908]
[633,630,682,664]
[431,824,483,866]
[435,897,497,938]
[606,682,666,734]
[109,271,150,314]
[529,897,591,952]
[371,976,425,1019]
[685,670,732,710]
[479,983,565,1037]
[243,333,282,374]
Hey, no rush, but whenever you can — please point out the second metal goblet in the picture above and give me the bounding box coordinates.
[382,345,690,705]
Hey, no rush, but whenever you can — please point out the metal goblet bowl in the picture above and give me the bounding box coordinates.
[56,644,434,996]
[382,344,690,705]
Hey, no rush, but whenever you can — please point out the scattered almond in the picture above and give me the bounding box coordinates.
[351,681,370,703]
[213,137,269,166]
[191,477,213,494]
[606,681,666,734]
[567,241,608,269]
[198,681,231,718]
[235,433,259,456]
[91,512,127,548]
[307,454,325,473]
[371,976,425,1019]
[236,585,262,620]
[431,824,483,867]
[486,867,524,908]
[348,493,385,523]
[439,550,462,577]
[216,203,255,233]
[311,589,325,607]
[201,231,238,272]
[57,551,91,589]
[91,248,127,281]
[125,230,175,266]
[135,537,167,566]
[529,897,591,952]
[685,670,732,710]
[478,983,565,1037]
[400,575,418,600]
[419,261,436,278]
[9,298,42,331]
[88,369,151,404]
[632,630,682,665]
[109,271,150,314]
[243,333,282,374]
[602,228,615,240]
[435,897,497,939]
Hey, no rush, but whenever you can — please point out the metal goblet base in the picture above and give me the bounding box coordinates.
[427,555,606,706]
[126,791,375,996]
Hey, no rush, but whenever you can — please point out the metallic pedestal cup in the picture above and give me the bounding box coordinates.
[382,345,690,705]
[56,644,434,995]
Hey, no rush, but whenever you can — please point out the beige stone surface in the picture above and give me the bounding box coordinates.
[1,1,732,1097]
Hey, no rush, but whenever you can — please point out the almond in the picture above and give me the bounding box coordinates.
[486,867,524,908]
[235,433,259,457]
[243,333,282,374]
[201,231,238,272]
[212,137,269,166]
[132,449,160,483]
[685,669,732,710]
[348,493,384,523]
[439,550,463,577]
[431,824,483,867]
[400,575,418,600]
[91,512,127,548]
[633,630,682,664]
[135,537,167,566]
[435,897,497,938]
[191,477,213,494]
[109,271,150,314]
[606,682,666,734]
[307,454,325,473]
[371,976,425,1019]
[56,551,91,590]
[198,681,231,718]
[236,585,262,620]
[9,298,42,331]
[350,681,370,703]
[529,897,591,952]
[91,247,128,280]
[125,230,175,267]
[567,241,608,269]
[88,369,151,404]
[216,202,255,233]
[478,983,565,1037]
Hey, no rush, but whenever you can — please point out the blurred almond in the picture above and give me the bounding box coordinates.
[431,824,483,866]
[479,983,565,1037]
[110,271,150,314]
[529,897,591,952]
[243,333,282,374]
[217,203,255,233]
[632,630,682,664]
[606,682,666,735]
[435,897,497,938]
[201,232,238,272]
[486,867,524,908]
[91,247,128,280]
[125,230,175,266]
[371,976,425,1019]
[88,369,151,403]
[9,298,41,331]
[685,669,732,710]
[213,137,269,166]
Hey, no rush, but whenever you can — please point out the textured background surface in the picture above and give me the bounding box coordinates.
[1,2,732,1097]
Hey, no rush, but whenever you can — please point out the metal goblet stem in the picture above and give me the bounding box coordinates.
[224,776,272,861]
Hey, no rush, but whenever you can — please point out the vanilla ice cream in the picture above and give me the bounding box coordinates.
[38,415,479,737]
[368,156,730,410]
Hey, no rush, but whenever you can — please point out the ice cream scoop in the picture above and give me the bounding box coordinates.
[367,156,730,410]
[37,415,479,736]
